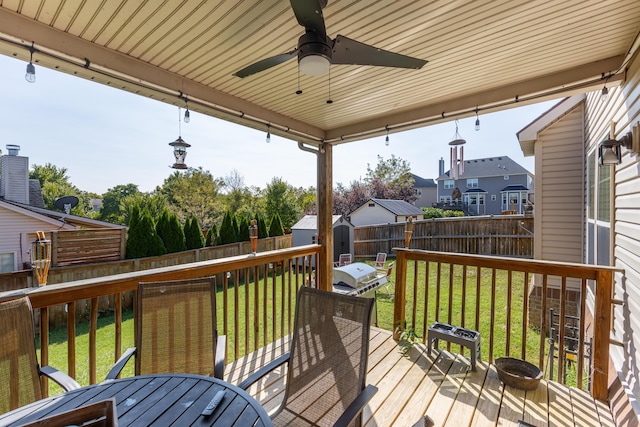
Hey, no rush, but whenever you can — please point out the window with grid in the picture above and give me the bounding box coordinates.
[444,180,454,189]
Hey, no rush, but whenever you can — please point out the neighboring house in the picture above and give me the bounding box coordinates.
[349,198,425,227]
[0,146,124,273]
[517,53,640,420]
[436,156,534,215]
[411,174,437,208]
[291,215,354,263]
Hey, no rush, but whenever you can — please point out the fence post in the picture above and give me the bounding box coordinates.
[393,249,407,340]
[592,269,613,401]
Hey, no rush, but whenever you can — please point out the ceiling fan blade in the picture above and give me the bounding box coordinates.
[290,0,327,40]
[233,50,297,78]
[331,35,427,69]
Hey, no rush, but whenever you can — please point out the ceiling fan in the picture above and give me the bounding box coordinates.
[233,0,427,78]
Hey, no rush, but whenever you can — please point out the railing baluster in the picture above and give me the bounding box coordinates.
[522,271,530,360]
[40,306,49,397]
[435,262,442,323]
[592,269,613,400]
[506,270,512,357]
[489,268,497,363]
[114,295,122,371]
[271,264,277,343]
[558,276,567,383]
[447,263,454,352]
[223,272,229,361]
[421,261,429,344]
[89,298,98,384]
[262,264,268,348]
[475,266,481,333]
[392,250,407,339]
[243,269,249,354]
[577,278,587,390]
[233,271,239,360]
[539,274,548,371]
[254,266,260,352]
[67,302,76,379]
[411,260,418,332]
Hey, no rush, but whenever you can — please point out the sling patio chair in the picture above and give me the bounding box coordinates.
[108,276,226,380]
[374,253,387,270]
[0,296,125,414]
[333,253,352,267]
[239,286,377,427]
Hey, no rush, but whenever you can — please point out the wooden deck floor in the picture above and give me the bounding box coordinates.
[225,328,617,427]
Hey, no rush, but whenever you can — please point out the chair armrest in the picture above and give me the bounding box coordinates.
[39,366,81,391]
[104,347,136,381]
[237,353,290,390]
[332,384,378,427]
[214,335,226,380]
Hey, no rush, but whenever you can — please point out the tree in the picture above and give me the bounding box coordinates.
[156,209,186,253]
[256,214,268,239]
[365,154,414,188]
[205,224,218,247]
[231,215,240,243]
[158,167,224,229]
[237,216,250,242]
[218,211,237,245]
[126,209,166,258]
[121,192,168,226]
[268,213,285,237]
[99,184,140,224]
[30,163,94,217]
[264,177,300,230]
[185,216,204,250]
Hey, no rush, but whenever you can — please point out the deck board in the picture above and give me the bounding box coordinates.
[225,328,616,426]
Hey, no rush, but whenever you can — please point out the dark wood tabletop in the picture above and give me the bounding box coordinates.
[0,373,273,427]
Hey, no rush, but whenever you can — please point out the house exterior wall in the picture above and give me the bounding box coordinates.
[0,205,53,271]
[583,52,640,420]
[413,186,437,208]
[534,103,585,267]
[349,203,395,227]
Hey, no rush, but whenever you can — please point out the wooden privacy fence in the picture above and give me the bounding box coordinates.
[354,215,533,258]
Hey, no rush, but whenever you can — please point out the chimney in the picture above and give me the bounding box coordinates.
[0,144,30,204]
[439,157,445,176]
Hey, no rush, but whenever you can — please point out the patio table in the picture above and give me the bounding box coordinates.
[0,373,272,426]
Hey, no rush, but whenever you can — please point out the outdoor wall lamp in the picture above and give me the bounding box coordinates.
[599,131,633,166]
[25,42,36,83]
[31,231,51,286]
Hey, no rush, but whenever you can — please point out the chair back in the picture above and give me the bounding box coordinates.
[135,277,218,376]
[374,253,387,268]
[0,297,42,414]
[338,253,352,266]
[280,287,374,427]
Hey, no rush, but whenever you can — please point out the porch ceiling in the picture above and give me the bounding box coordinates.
[0,0,638,145]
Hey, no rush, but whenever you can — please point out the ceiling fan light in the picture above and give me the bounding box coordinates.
[299,55,330,76]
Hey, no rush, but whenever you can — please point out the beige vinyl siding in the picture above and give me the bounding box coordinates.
[0,205,56,269]
[584,50,640,415]
[534,104,585,268]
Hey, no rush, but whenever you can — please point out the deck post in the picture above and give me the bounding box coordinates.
[317,142,333,291]
[592,269,613,401]
[393,249,407,340]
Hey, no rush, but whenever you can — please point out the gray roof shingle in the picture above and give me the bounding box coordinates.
[437,155,531,180]
[369,199,425,216]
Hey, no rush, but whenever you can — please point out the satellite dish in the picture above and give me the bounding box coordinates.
[54,195,79,222]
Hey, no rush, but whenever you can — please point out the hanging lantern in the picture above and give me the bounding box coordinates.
[169,136,190,169]
[30,230,51,286]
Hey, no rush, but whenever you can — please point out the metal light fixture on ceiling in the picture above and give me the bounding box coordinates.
[169,106,190,169]
[266,124,271,143]
[183,96,190,123]
[25,42,36,83]
[385,126,390,146]
[474,107,480,131]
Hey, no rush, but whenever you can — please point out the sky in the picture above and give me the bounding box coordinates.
[0,54,560,195]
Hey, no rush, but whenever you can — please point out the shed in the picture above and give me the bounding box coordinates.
[291,215,354,263]
[349,198,425,227]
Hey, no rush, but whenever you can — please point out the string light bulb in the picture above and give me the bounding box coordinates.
[266,124,271,143]
[25,42,36,83]
[183,97,190,123]
[385,126,390,146]
[474,107,480,131]
[601,85,609,102]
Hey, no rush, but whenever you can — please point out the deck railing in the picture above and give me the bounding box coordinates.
[392,248,619,401]
[0,245,320,397]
